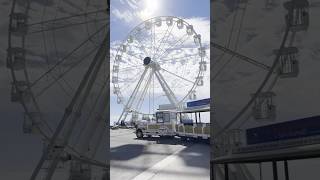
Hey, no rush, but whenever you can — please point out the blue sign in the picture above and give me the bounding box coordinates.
[246,115,320,145]
[187,98,210,108]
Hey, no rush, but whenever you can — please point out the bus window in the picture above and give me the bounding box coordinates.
[163,112,170,123]
[156,112,164,123]
[170,112,177,121]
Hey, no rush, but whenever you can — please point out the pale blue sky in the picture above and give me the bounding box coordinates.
[110,0,210,41]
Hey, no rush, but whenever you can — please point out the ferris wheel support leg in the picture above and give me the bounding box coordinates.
[136,70,154,111]
[45,37,108,180]
[116,67,149,124]
[90,120,107,158]
[30,36,108,180]
[77,89,109,155]
[69,101,109,180]
[154,70,179,108]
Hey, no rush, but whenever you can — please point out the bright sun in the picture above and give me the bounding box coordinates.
[139,0,159,20]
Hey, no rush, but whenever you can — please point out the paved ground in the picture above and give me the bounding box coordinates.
[110,129,210,180]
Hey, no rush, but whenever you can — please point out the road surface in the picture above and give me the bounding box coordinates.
[110,128,210,180]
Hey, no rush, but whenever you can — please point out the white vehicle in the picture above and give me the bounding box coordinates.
[135,110,178,138]
[135,99,210,141]
[175,107,210,141]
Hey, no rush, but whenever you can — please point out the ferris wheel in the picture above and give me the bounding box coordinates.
[7,0,109,180]
[212,0,310,145]
[211,0,310,163]
[211,0,310,179]
[111,16,208,124]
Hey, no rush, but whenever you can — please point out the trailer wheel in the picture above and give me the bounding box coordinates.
[136,129,143,139]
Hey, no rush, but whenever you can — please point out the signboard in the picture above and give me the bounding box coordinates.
[246,115,320,145]
[214,115,320,164]
[186,98,210,108]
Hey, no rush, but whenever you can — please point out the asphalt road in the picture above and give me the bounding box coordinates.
[110,128,210,180]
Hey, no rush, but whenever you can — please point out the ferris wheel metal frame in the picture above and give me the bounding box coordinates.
[212,0,310,148]
[211,0,310,178]
[7,1,110,180]
[112,16,208,124]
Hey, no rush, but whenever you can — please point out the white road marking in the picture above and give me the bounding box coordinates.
[131,146,185,180]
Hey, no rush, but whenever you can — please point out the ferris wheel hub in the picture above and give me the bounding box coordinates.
[143,57,151,65]
[143,57,161,70]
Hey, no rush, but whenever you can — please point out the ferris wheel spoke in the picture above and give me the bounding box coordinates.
[130,50,143,60]
[153,24,156,57]
[118,65,142,72]
[38,21,77,98]
[152,22,176,59]
[28,9,107,27]
[132,31,148,52]
[120,67,144,81]
[119,54,141,66]
[151,24,157,57]
[121,55,142,67]
[118,69,145,90]
[154,30,178,58]
[30,24,107,87]
[61,0,87,12]
[28,18,108,34]
[150,24,154,57]
[158,53,198,64]
[212,42,271,71]
[155,33,191,60]
[122,50,145,65]
[117,76,142,84]
[133,35,150,55]
[160,67,194,84]
[126,52,144,63]
[34,46,97,98]
[153,35,176,61]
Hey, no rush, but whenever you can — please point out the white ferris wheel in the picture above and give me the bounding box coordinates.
[112,16,208,124]
[7,0,109,180]
[212,0,310,156]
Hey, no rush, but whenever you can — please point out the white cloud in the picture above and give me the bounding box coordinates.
[112,0,164,24]
[127,0,139,9]
[112,9,135,23]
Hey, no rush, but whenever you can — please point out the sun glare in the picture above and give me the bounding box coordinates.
[139,0,159,20]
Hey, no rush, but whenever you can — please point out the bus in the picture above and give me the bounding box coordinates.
[135,98,210,141]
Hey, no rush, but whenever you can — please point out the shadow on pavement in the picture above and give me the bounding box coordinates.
[134,136,210,146]
[111,136,209,169]
[110,144,145,160]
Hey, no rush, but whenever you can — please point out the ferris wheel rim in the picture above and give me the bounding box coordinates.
[112,16,207,112]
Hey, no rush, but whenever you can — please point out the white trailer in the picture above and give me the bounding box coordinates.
[135,100,210,141]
